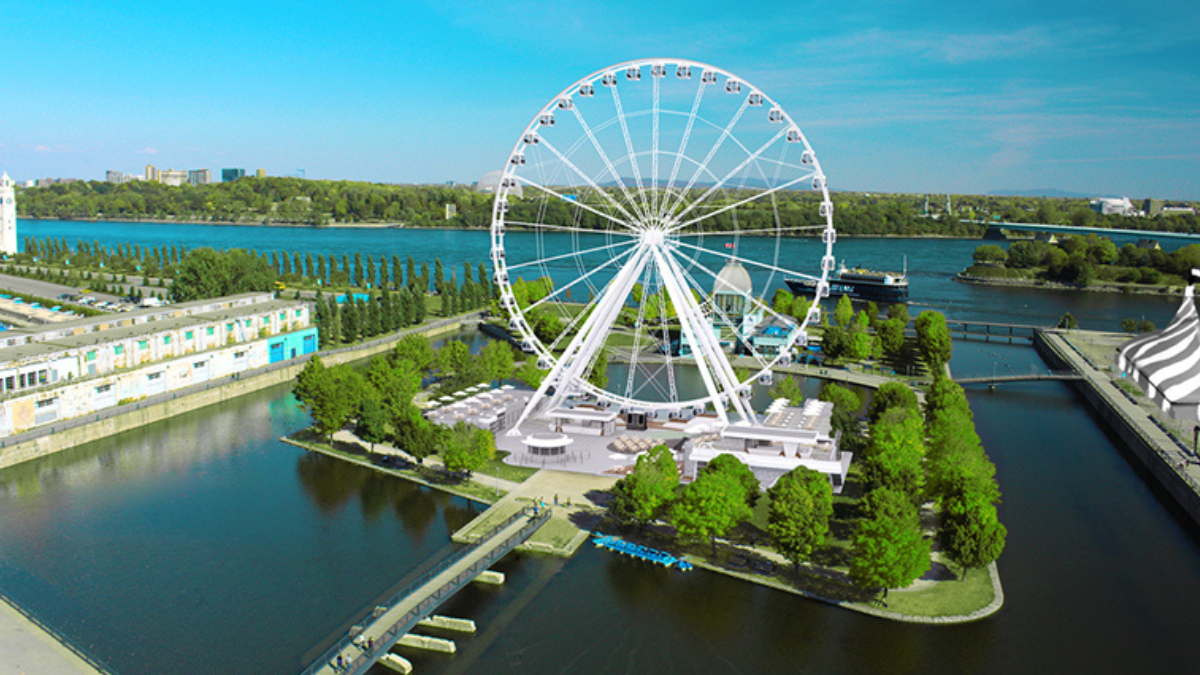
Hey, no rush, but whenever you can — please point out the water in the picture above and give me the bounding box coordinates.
[17,218,1184,331]
[1,222,1199,673]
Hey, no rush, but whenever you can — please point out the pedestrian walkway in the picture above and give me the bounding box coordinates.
[0,595,108,675]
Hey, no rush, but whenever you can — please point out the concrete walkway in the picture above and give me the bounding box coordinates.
[0,597,105,675]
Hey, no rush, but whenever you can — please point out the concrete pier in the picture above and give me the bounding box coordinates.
[397,634,457,654]
[474,570,505,585]
[417,615,477,633]
[378,654,413,674]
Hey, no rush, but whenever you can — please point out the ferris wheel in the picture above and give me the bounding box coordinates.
[490,58,836,434]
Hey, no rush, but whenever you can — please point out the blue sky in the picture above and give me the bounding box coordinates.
[3,0,1198,199]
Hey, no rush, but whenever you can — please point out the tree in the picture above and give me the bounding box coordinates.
[769,375,803,405]
[608,445,679,527]
[437,339,476,390]
[1057,312,1079,330]
[292,355,327,407]
[767,466,834,568]
[818,382,862,438]
[391,405,440,465]
[972,244,1008,264]
[302,365,367,441]
[834,294,854,327]
[923,376,970,427]
[170,247,278,302]
[867,382,919,423]
[915,310,953,373]
[478,340,515,383]
[587,350,609,389]
[357,397,389,454]
[515,360,548,389]
[703,453,761,508]
[392,334,436,372]
[670,469,752,555]
[888,303,910,325]
[849,487,930,603]
[939,497,1006,580]
[440,421,495,475]
[863,407,925,504]
[877,317,905,359]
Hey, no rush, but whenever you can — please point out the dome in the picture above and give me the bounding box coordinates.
[476,170,523,199]
[713,260,752,297]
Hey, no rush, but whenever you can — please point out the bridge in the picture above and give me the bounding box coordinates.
[955,371,1083,386]
[974,220,1200,248]
[943,320,1045,344]
[300,506,550,675]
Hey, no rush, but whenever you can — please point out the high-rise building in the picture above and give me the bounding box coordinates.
[0,173,17,256]
[222,168,246,182]
[187,169,211,186]
[145,164,159,182]
[256,168,266,178]
[158,169,187,187]
[106,170,134,183]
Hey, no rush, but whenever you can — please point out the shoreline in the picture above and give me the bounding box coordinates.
[954,272,1185,296]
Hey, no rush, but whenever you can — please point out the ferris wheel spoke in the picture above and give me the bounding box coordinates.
[624,260,657,400]
[664,79,707,211]
[665,96,751,217]
[651,73,661,219]
[609,83,652,219]
[514,176,639,232]
[526,245,637,313]
[673,224,827,238]
[506,238,636,272]
[666,173,814,234]
[568,105,648,223]
[671,239,821,282]
[532,139,643,228]
[671,126,790,224]
[502,219,635,238]
[651,266,678,403]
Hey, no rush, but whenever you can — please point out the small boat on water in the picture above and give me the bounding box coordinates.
[592,533,693,571]
[786,259,909,303]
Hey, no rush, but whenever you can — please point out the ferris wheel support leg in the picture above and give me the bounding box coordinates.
[651,249,743,427]
[507,246,652,436]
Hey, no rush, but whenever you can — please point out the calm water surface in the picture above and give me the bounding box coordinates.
[0,223,1198,673]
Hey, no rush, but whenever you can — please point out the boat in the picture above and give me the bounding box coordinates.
[785,259,909,303]
[592,533,693,571]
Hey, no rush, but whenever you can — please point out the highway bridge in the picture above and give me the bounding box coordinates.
[974,220,1200,248]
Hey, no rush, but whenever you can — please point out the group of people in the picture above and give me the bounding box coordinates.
[332,634,376,671]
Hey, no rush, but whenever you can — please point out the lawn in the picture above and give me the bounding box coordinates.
[874,561,996,617]
[481,451,539,483]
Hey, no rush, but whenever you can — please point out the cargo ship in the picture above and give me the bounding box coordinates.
[785,260,909,303]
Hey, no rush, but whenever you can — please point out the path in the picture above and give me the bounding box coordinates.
[0,596,107,675]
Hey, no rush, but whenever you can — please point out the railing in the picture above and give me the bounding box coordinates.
[297,505,549,675]
[0,587,117,675]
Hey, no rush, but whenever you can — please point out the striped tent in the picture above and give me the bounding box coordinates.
[1116,279,1200,419]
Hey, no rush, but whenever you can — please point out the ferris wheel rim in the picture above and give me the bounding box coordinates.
[490,58,837,417]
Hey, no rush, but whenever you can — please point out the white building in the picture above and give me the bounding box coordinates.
[0,173,16,256]
[1091,197,1138,216]
[158,169,188,187]
[0,293,317,437]
[682,398,852,492]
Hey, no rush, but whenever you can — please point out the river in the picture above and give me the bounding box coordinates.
[0,221,1197,674]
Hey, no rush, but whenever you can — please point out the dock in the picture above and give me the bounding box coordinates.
[299,506,550,675]
[1034,329,1200,526]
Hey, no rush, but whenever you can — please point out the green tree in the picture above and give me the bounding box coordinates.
[670,469,752,555]
[392,334,436,372]
[302,365,367,441]
[392,406,440,465]
[915,310,953,373]
[877,317,905,359]
[767,467,834,568]
[702,453,761,508]
[888,303,910,325]
[867,381,919,423]
[293,355,327,407]
[357,397,389,454]
[818,382,862,438]
[923,376,970,427]
[515,360,549,389]
[478,340,515,383]
[440,421,495,476]
[170,247,278,302]
[587,350,609,389]
[863,407,925,504]
[834,294,854,327]
[972,244,1008,264]
[769,375,803,405]
[939,496,1006,581]
[608,445,679,527]
[849,487,930,603]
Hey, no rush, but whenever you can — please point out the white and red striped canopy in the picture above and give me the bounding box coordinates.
[1116,282,1200,420]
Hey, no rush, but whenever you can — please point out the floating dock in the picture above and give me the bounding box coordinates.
[592,534,693,571]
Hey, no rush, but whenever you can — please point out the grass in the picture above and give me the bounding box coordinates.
[480,451,539,483]
[527,517,582,549]
[878,561,996,617]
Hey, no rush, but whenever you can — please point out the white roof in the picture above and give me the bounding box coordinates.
[547,407,620,422]
[524,432,575,448]
[723,424,818,443]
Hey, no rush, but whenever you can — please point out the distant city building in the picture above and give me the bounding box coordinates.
[106,170,135,184]
[0,173,17,255]
[1091,197,1138,216]
[255,168,266,178]
[158,169,187,187]
[35,178,79,187]
[222,168,246,182]
[445,203,457,219]
[145,164,159,182]
[1143,199,1165,217]
[1163,206,1196,217]
[187,169,211,186]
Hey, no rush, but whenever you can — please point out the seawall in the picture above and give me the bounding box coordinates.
[0,314,477,471]
[1034,330,1200,526]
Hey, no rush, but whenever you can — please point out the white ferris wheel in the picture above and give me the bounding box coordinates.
[490,58,836,434]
